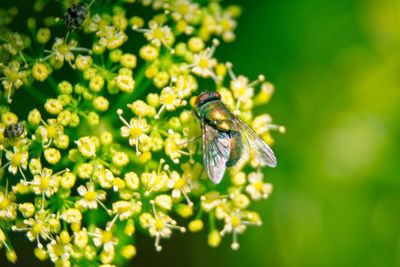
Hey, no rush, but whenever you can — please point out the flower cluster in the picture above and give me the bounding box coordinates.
[0,0,283,266]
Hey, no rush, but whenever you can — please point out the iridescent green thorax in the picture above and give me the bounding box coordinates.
[199,100,233,132]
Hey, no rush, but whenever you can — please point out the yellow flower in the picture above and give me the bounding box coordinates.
[89,227,119,253]
[12,212,51,248]
[110,199,142,225]
[118,109,150,155]
[97,25,128,50]
[42,38,91,68]
[154,82,187,119]
[77,182,108,211]
[246,171,273,200]
[167,169,192,206]
[29,167,62,198]
[220,208,262,250]
[139,202,185,252]
[39,119,64,148]
[60,208,82,224]
[134,20,175,51]
[5,146,28,177]
[1,61,25,103]
[75,136,97,158]
[188,39,219,83]
[47,238,72,263]
[0,191,17,220]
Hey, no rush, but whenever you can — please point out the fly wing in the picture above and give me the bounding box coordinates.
[201,119,230,184]
[232,116,277,168]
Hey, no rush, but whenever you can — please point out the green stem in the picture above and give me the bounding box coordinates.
[23,85,47,103]
[46,75,59,92]
[209,211,216,230]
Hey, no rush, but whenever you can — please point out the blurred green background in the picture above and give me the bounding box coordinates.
[2,0,400,266]
[194,0,400,266]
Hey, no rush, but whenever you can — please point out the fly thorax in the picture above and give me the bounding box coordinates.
[217,120,232,131]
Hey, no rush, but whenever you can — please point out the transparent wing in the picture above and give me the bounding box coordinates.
[201,119,230,184]
[232,116,277,168]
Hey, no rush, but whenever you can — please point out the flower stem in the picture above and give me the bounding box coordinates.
[23,85,47,103]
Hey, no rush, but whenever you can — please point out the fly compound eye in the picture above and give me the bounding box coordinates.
[195,93,210,106]
[211,91,221,100]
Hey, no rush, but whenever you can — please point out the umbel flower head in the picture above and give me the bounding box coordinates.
[0,0,284,265]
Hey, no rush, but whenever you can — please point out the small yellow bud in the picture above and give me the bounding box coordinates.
[216,63,227,78]
[33,63,49,81]
[188,37,205,52]
[139,45,159,61]
[27,17,36,29]
[28,108,41,125]
[93,96,109,112]
[44,98,63,115]
[121,245,136,259]
[129,16,144,28]
[69,113,80,127]
[120,53,137,68]
[188,219,204,232]
[34,247,48,261]
[54,134,69,149]
[75,55,93,71]
[138,151,151,163]
[61,172,76,189]
[74,230,88,248]
[153,71,169,88]
[145,65,158,78]
[208,230,221,247]
[37,28,51,44]
[87,112,100,126]
[124,219,135,236]
[58,81,73,94]
[112,152,129,167]
[115,74,135,93]
[89,75,105,92]
[109,49,123,62]
[77,163,93,179]
[49,218,61,233]
[175,203,193,218]
[231,171,246,186]
[113,177,126,190]
[146,93,159,107]
[18,202,35,217]
[6,250,17,263]
[155,194,172,210]
[57,110,72,126]
[100,131,113,145]
[60,230,71,244]
[124,172,140,190]
[84,245,97,260]
[44,148,61,164]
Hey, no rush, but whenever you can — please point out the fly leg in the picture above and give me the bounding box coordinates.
[176,136,201,147]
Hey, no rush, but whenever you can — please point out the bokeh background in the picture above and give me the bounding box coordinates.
[2,0,400,266]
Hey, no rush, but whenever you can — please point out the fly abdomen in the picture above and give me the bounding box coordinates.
[226,130,242,167]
